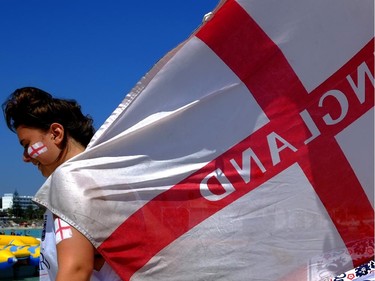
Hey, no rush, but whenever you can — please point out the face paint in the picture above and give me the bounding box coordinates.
[27,141,48,158]
[54,217,73,245]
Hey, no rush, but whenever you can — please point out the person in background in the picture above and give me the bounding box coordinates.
[2,87,120,281]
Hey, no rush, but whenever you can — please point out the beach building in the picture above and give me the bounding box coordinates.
[1,194,13,210]
[1,193,36,211]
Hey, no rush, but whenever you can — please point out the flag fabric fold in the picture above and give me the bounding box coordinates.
[33,0,374,280]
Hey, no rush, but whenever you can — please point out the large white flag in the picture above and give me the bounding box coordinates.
[34,0,374,280]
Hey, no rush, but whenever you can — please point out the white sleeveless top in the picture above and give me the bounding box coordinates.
[39,210,121,281]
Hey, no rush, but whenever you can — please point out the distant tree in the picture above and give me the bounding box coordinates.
[11,190,23,218]
[5,208,12,218]
[34,205,46,220]
[0,209,7,217]
[24,205,35,220]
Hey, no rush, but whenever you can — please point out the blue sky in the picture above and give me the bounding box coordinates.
[0,0,219,196]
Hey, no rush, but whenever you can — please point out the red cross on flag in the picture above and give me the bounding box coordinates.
[34,0,374,280]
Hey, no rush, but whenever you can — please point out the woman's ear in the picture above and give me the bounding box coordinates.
[49,123,64,145]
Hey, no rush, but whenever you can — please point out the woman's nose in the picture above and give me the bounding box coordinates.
[23,149,32,162]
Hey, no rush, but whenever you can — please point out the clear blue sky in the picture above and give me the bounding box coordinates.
[0,1,219,196]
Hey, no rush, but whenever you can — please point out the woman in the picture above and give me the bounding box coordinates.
[2,87,120,280]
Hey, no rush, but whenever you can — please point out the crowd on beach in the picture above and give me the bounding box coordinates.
[0,219,43,237]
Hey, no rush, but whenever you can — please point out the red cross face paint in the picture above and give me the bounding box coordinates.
[27,141,48,159]
[54,217,73,245]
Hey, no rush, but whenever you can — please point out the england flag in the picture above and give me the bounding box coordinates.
[34,0,374,280]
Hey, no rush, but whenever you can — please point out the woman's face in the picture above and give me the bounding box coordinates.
[16,125,63,177]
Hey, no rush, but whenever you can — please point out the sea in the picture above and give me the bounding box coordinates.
[0,228,42,281]
[1,228,42,238]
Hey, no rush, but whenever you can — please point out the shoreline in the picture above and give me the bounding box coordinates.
[0,227,43,238]
[0,226,42,230]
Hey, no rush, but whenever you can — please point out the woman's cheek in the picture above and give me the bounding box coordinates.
[27,141,48,158]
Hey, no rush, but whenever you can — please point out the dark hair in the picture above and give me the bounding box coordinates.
[2,87,95,148]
